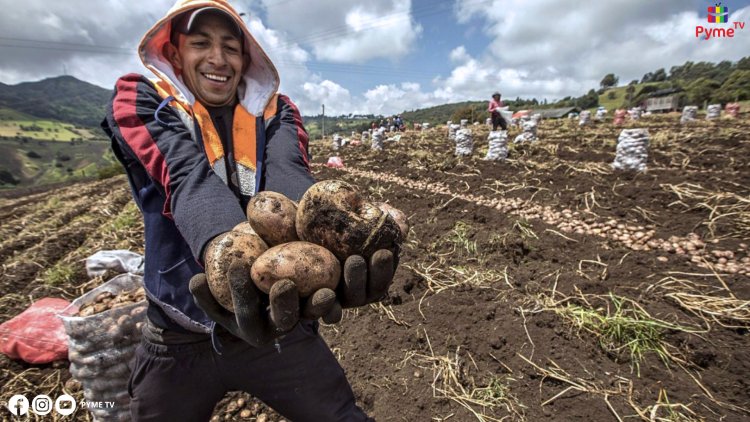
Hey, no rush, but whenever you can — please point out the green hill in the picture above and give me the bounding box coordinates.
[598,82,667,111]
[0,76,111,127]
[0,77,117,189]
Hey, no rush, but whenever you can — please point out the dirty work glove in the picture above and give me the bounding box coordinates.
[304,248,398,325]
[190,263,302,347]
[190,225,307,346]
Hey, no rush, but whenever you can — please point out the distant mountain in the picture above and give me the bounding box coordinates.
[400,101,486,127]
[0,76,112,127]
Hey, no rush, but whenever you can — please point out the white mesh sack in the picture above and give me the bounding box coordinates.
[612,129,649,172]
[372,129,385,151]
[578,110,591,126]
[421,122,430,130]
[680,106,698,124]
[484,130,508,161]
[332,134,342,151]
[361,131,369,140]
[59,273,147,422]
[706,104,721,120]
[454,128,473,156]
[514,120,538,144]
[448,124,460,142]
[629,107,643,121]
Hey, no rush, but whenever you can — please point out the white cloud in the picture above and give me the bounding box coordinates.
[1,0,748,118]
[448,0,750,100]
[302,80,353,112]
[261,0,422,63]
[0,0,174,89]
[449,46,470,63]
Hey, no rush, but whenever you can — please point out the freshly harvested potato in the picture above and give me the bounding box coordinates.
[246,191,299,246]
[251,241,340,296]
[204,229,268,311]
[296,180,403,260]
[375,202,409,239]
[76,287,146,317]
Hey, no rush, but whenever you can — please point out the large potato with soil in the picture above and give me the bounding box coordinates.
[375,202,410,239]
[295,180,403,260]
[251,241,340,296]
[205,222,269,311]
[246,191,299,246]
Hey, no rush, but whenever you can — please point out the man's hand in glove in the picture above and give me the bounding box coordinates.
[303,249,398,325]
[190,228,337,347]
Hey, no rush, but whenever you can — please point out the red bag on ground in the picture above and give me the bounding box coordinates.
[0,298,74,364]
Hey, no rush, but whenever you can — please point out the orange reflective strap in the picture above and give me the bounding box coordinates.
[192,102,224,167]
[233,105,256,171]
[263,94,278,121]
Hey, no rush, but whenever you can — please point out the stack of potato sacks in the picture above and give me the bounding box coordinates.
[332,134,342,151]
[725,103,740,118]
[612,129,649,172]
[706,104,721,120]
[454,120,473,156]
[514,117,538,144]
[578,110,591,126]
[629,107,643,121]
[205,181,408,318]
[484,130,508,161]
[371,128,385,151]
[60,275,147,422]
[613,109,627,126]
[681,106,698,124]
[448,123,460,142]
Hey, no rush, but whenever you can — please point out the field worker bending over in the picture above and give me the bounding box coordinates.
[488,92,508,131]
[101,1,397,420]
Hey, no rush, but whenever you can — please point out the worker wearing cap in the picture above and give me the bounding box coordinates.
[101,1,395,420]
[488,92,508,130]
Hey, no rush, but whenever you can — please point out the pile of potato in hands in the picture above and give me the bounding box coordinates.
[203,180,409,327]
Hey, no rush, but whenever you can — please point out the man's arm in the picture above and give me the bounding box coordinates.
[261,94,316,201]
[102,73,246,262]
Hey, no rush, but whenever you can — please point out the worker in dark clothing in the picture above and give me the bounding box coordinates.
[101,1,395,420]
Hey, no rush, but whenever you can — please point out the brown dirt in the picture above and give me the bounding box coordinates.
[1,115,749,421]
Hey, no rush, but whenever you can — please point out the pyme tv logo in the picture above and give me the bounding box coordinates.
[707,3,728,23]
[696,2,746,39]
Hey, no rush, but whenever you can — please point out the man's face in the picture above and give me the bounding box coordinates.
[169,13,245,107]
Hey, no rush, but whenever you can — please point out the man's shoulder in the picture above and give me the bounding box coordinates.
[111,74,162,104]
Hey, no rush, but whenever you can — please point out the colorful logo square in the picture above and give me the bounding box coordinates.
[708,5,728,23]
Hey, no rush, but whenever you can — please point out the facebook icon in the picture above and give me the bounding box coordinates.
[6,395,29,416]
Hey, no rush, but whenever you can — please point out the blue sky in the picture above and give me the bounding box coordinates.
[0,0,748,116]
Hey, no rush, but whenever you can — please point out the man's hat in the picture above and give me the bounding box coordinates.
[172,7,242,40]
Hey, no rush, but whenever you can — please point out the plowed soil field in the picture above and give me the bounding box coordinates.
[1,113,749,421]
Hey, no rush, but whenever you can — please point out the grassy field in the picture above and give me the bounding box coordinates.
[305,118,373,140]
[0,119,101,141]
[0,138,116,188]
[598,82,665,111]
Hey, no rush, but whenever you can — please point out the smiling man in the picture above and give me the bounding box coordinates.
[101,0,395,420]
